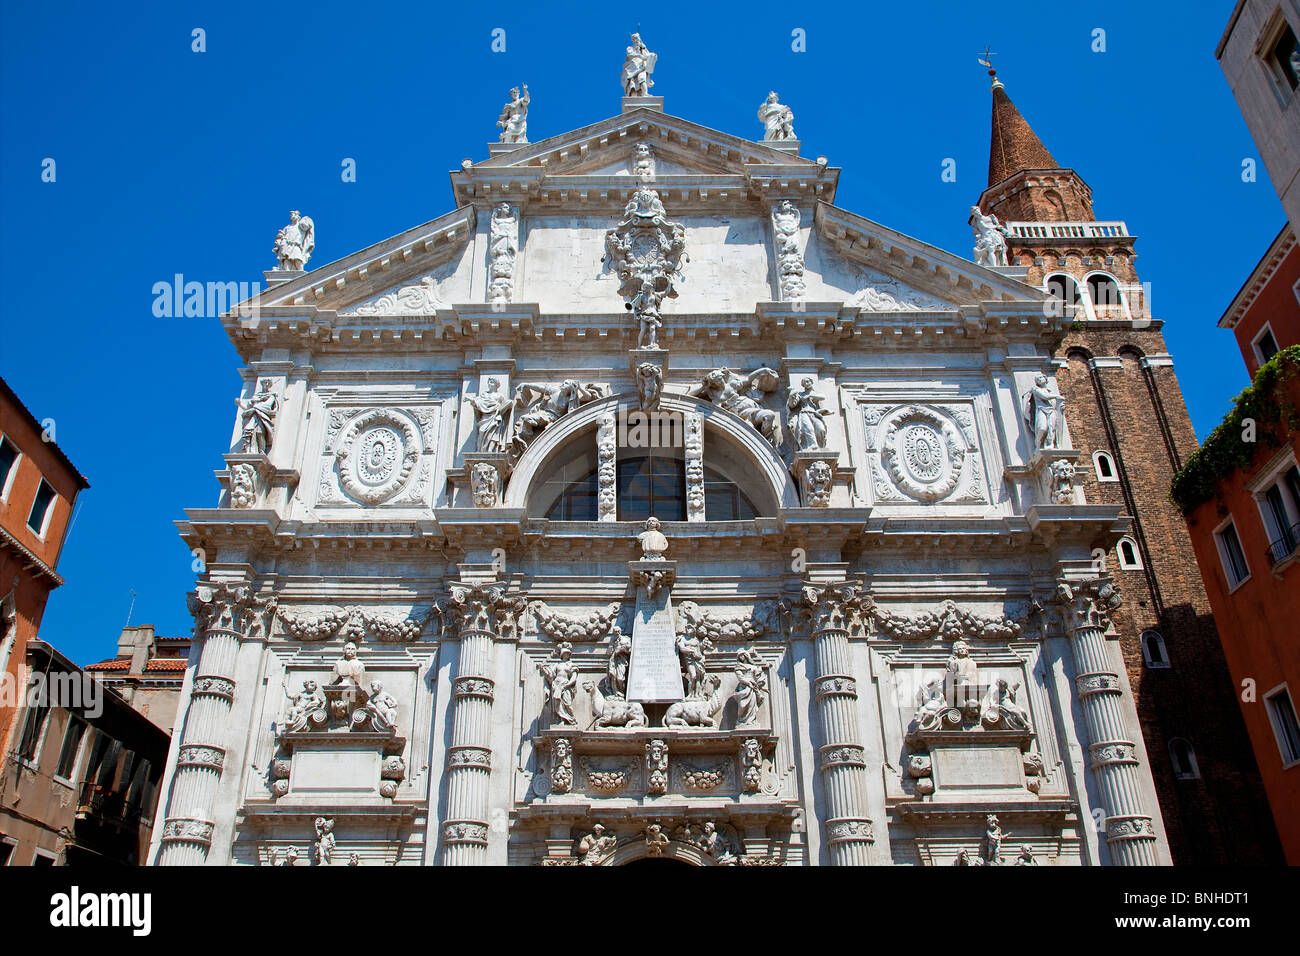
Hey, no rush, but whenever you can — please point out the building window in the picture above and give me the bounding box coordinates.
[1169,738,1200,780]
[1264,16,1300,102]
[17,698,49,764]
[1093,450,1118,482]
[26,478,56,536]
[1264,685,1300,766]
[1116,536,1143,570]
[1086,272,1125,318]
[55,716,87,780]
[0,435,18,501]
[1252,324,1280,367]
[31,850,57,866]
[1141,629,1170,668]
[1214,518,1251,590]
[1045,273,1082,315]
[0,841,14,866]
[616,453,686,522]
[1255,461,1300,566]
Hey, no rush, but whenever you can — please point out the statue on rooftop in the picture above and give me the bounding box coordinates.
[621,33,657,96]
[497,85,530,144]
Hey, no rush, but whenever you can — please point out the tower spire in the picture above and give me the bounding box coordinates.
[986,73,1061,188]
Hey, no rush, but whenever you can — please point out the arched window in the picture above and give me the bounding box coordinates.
[532,437,763,522]
[1141,629,1170,669]
[1045,273,1082,314]
[1117,536,1143,570]
[1086,272,1126,318]
[1093,450,1118,482]
[1169,738,1200,780]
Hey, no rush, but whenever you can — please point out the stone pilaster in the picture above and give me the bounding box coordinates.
[157,583,275,866]
[802,581,874,865]
[1054,578,1159,865]
[440,582,525,865]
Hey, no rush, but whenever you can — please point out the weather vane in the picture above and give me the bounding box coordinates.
[978,46,998,80]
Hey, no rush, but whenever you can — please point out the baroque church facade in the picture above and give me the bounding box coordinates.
[149,44,1186,866]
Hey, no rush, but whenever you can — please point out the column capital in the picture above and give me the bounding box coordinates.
[187,581,277,641]
[799,579,871,634]
[446,581,527,638]
[1051,577,1122,633]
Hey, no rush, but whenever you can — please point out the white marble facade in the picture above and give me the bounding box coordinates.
[149,96,1170,867]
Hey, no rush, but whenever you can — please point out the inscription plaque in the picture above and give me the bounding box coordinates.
[627,588,684,703]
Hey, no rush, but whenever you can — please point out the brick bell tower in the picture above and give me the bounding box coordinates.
[975,68,1282,864]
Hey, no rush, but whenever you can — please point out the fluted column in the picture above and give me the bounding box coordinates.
[802,581,874,865]
[157,583,275,866]
[1055,579,1159,865]
[440,582,524,866]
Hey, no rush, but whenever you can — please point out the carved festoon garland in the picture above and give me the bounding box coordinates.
[684,413,705,521]
[529,601,621,643]
[277,605,436,643]
[675,601,776,643]
[597,412,617,521]
[871,599,1022,642]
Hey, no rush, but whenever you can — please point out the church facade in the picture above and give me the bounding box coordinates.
[149,44,1175,866]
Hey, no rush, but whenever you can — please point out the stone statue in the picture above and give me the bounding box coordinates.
[952,848,984,866]
[804,458,833,507]
[281,679,327,733]
[632,142,655,180]
[363,679,398,733]
[771,200,806,300]
[636,516,669,560]
[983,814,1003,864]
[621,33,657,96]
[969,205,1009,267]
[1014,845,1037,866]
[733,646,767,726]
[273,210,314,271]
[488,203,518,305]
[913,677,949,732]
[1049,458,1075,503]
[631,281,663,348]
[787,377,830,451]
[332,641,366,691]
[700,821,738,864]
[230,463,256,508]
[689,367,783,447]
[584,679,648,728]
[674,630,716,701]
[946,639,978,712]
[636,362,663,413]
[980,678,1031,731]
[496,85,529,144]
[607,630,631,697]
[348,852,360,866]
[313,817,336,865]
[511,380,610,454]
[470,378,513,453]
[237,380,280,455]
[645,738,669,794]
[277,846,300,866]
[757,91,796,141]
[577,824,617,865]
[1023,373,1064,450]
[540,642,578,726]
[470,461,500,508]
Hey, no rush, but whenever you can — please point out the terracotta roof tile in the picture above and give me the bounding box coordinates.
[988,85,1060,187]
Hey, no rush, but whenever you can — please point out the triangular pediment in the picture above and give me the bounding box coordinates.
[452,108,838,203]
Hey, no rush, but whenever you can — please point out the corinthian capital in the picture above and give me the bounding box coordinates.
[448,582,527,636]
[188,582,278,639]
[799,580,872,634]
[1052,578,1123,633]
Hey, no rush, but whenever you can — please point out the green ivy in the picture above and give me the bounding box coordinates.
[1170,345,1300,514]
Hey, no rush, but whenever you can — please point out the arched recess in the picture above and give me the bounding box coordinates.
[603,840,716,866]
[503,394,800,513]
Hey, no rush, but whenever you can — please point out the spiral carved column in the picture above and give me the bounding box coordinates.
[157,583,275,866]
[802,581,875,866]
[1055,579,1159,866]
[440,582,524,866]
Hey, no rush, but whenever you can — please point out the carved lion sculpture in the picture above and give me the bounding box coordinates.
[663,675,723,728]
[583,680,648,729]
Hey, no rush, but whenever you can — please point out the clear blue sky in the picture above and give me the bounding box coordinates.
[0,0,1283,663]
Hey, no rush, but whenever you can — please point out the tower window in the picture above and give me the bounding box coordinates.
[1086,273,1125,318]
[1093,450,1118,482]
[1116,536,1142,570]
[1045,273,1082,315]
[1141,629,1170,669]
[1264,685,1300,766]
[1264,18,1300,100]
[1169,738,1200,780]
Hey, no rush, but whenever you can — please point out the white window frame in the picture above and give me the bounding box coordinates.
[0,433,19,504]
[1248,450,1300,565]
[1116,536,1143,570]
[25,477,56,541]
[1263,683,1300,768]
[1140,629,1170,669]
[1213,515,1252,593]
[1043,272,1084,319]
[1251,321,1281,368]
[1257,8,1300,109]
[1092,450,1119,483]
[1169,737,1201,780]
[1082,269,1131,321]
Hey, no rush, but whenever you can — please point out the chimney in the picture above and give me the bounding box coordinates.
[118,624,156,675]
